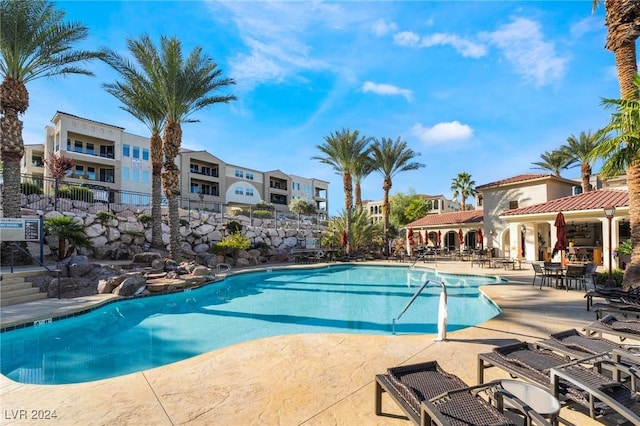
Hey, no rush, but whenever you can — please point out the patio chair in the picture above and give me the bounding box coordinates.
[564,265,587,292]
[478,341,640,421]
[531,263,548,288]
[375,360,552,425]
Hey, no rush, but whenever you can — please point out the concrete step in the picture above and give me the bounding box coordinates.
[0,276,27,286]
[2,286,42,298]
[1,292,48,306]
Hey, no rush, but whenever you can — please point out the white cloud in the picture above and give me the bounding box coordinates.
[371,19,397,37]
[362,81,413,101]
[482,18,568,87]
[411,121,474,145]
[420,33,487,58]
[570,16,601,38]
[393,31,421,47]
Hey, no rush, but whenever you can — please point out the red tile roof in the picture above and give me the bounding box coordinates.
[476,173,574,190]
[502,189,629,216]
[406,209,484,228]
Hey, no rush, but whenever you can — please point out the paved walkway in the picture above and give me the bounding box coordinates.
[0,260,627,425]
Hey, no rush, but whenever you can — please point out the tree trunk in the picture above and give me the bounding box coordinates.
[581,162,592,193]
[162,121,183,262]
[354,183,362,211]
[461,195,466,211]
[343,171,353,255]
[0,118,24,219]
[623,160,640,290]
[382,177,392,256]
[150,134,164,249]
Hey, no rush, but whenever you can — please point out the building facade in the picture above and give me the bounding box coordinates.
[24,112,329,215]
[363,194,460,224]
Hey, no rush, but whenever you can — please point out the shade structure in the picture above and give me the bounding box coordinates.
[407,228,414,246]
[437,230,441,246]
[477,228,483,247]
[340,230,347,247]
[458,229,464,245]
[552,212,566,257]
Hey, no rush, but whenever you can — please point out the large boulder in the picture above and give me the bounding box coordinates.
[112,274,147,296]
[132,252,162,266]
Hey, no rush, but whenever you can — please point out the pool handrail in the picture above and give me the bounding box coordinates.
[408,250,437,269]
[392,279,447,338]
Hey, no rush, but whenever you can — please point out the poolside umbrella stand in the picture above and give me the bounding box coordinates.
[553,212,566,264]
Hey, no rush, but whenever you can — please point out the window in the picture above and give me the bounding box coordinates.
[246,172,254,180]
[245,188,254,197]
[86,143,94,155]
[142,148,149,161]
[201,184,212,195]
[67,138,71,151]
[133,146,140,159]
[123,144,130,157]
[100,145,114,159]
[122,167,130,181]
[132,169,140,181]
[191,183,200,194]
[190,164,199,173]
[201,166,211,176]
[100,169,115,183]
[235,187,244,195]
[87,167,96,180]
[74,141,83,153]
[235,169,244,178]
[75,165,84,176]
[477,196,483,207]
[32,155,43,167]
[142,170,150,183]
[509,200,519,210]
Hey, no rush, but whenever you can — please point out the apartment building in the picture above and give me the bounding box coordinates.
[24,112,329,214]
[363,194,460,224]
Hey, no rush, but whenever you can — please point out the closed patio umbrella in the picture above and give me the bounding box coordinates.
[477,228,483,249]
[417,231,423,246]
[552,212,566,259]
[340,230,347,247]
[407,228,414,246]
[458,229,464,246]
[437,230,441,246]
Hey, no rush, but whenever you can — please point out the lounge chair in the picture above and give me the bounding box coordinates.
[478,341,640,421]
[375,360,553,425]
[585,314,640,342]
[585,284,639,311]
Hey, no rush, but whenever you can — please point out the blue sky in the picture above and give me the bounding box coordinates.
[22,1,618,215]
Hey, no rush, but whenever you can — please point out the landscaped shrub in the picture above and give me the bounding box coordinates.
[138,213,153,227]
[58,185,94,203]
[252,209,273,219]
[96,211,116,226]
[594,269,624,287]
[226,221,242,234]
[21,181,43,195]
[211,232,251,254]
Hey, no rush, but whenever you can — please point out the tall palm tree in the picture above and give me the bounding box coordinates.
[594,75,640,290]
[312,129,371,255]
[370,137,424,255]
[531,150,575,177]
[100,44,166,250]
[351,152,375,210]
[593,0,640,290]
[561,131,606,193]
[123,35,236,261]
[450,172,476,211]
[0,0,103,218]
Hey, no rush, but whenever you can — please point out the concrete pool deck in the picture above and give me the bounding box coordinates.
[0,260,628,425]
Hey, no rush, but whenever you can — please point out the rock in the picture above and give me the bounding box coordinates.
[113,274,147,296]
[132,252,162,266]
[236,258,250,267]
[191,265,213,276]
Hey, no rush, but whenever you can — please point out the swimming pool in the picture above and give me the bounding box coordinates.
[0,264,502,385]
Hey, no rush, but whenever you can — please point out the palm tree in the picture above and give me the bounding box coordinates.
[100,44,166,250]
[450,172,476,211]
[594,75,640,290]
[531,150,575,177]
[370,137,425,255]
[122,35,236,261]
[592,0,640,290]
[351,152,375,210]
[0,0,103,218]
[312,129,371,255]
[561,131,606,193]
[44,215,91,260]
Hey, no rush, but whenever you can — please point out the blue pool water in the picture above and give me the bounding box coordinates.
[0,265,502,385]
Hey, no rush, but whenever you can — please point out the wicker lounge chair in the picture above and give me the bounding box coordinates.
[478,341,640,421]
[375,360,552,425]
[585,315,640,342]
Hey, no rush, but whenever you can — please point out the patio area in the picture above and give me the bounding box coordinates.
[0,260,623,425]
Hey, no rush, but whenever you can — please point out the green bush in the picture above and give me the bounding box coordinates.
[96,211,115,226]
[138,213,153,226]
[226,221,242,234]
[21,181,43,195]
[58,185,94,202]
[212,232,250,254]
[252,209,273,219]
[594,269,625,287]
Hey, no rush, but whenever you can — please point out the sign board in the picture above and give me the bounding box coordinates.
[0,218,41,242]
[305,238,317,249]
